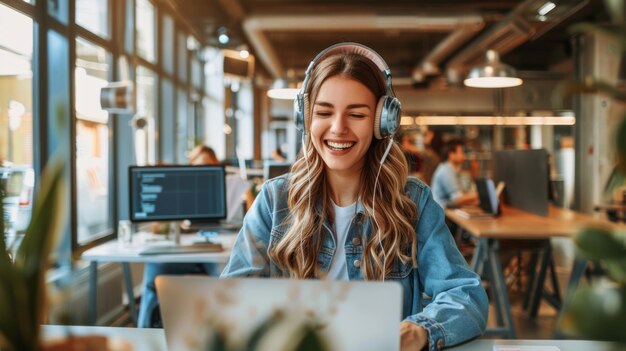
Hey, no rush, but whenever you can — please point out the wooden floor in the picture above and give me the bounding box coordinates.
[486,290,560,340]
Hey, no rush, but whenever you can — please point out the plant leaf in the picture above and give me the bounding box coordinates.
[10,156,67,351]
[565,285,626,342]
[575,227,626,259]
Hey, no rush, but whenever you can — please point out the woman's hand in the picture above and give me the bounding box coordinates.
[400,321,428,351]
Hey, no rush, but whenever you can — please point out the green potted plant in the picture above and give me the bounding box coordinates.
[558,0,626,346]
[201,309,330,351]
[0,156,67,351]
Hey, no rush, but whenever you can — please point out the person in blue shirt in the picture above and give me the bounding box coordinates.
[220,43,488,351]
[431,138,479,208]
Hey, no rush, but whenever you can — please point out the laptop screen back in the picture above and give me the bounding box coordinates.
[476,178,499,215]
[156,276,403,351]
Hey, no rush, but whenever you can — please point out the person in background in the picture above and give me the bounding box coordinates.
[397,129,421,178]
[431,138,478,208]
[220,43,487,351]
[188,144,219,165]
[137,145,250,328]
[419,129,442,186]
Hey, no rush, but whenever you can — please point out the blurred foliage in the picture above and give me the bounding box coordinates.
[202,310,330,351]
[558,0,626,344]
[0,102,68,351]
[561,227,626,343]
[0,157,67,351]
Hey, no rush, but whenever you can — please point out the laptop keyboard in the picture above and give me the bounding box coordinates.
[138,243,223,255]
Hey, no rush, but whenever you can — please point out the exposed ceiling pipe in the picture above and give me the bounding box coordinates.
[243,14,485,79]
[412,23,485,82]
[445,0,590,83]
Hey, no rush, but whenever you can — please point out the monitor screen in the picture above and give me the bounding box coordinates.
[263,162,291,180]
[129,165,227,222]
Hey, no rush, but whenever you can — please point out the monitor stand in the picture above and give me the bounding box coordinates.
[184,219,221,231]
[168,221,182,244]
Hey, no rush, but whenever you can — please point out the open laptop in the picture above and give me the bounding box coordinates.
[453,178,501,219]
[156,276,403,351]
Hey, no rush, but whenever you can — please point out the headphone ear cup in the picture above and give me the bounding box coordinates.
[302,93,310,133]
[294,94,305,133]
[373,96,385,140]
[375,96,401,139]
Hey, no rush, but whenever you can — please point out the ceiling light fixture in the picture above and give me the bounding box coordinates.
[217,27,230,45]
[464,50,523,88]
[537,1,556,16]
[267,77,300,100]
[411,115,575,126]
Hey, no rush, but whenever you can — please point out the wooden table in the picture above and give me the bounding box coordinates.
[445,206,621,339]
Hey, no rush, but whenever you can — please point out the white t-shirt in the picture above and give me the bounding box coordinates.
[327,201,356,280]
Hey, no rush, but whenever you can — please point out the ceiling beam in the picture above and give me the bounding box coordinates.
[243,13,485,79]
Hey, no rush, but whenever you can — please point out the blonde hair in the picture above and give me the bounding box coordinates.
[268,53,418,280]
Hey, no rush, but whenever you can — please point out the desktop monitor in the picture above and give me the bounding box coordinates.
[492,149,549,216]
[263,161,291,180]
[128,165,227,222]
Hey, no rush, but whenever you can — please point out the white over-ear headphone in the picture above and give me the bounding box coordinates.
[293,42,401,140]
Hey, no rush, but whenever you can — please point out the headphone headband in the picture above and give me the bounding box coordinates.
[300,42,392,99]
[306,42,390,76]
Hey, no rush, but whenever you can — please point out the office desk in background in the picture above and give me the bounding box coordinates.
[81,231,238,326]
[445,206,621,339]
[41,325,616,351]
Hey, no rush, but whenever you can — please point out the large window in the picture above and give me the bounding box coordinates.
[136,65,157,164]
[74,38,112,244]
[177,31,187,81]
[162,14,174,75]
[136,0,156,63]
[0,3,34,234]
[76,0,110,39]
[176,88,188,162]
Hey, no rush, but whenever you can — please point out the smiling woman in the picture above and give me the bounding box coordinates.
[221,43,488,351]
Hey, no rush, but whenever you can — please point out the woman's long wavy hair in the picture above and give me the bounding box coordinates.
[268,53,418,280]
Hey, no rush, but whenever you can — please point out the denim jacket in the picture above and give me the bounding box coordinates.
[221,175,488,350]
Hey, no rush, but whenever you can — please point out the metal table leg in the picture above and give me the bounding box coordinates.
[487,239,517,339]
[554,258,588,338]
[122,262,138,326]
[88,261,98,325]
[471,237,487,276]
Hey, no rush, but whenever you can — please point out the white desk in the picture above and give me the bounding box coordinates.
[42,326,617,351]
[450,339,616,350]
[81,231,238,326]
[82,231,237,263]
